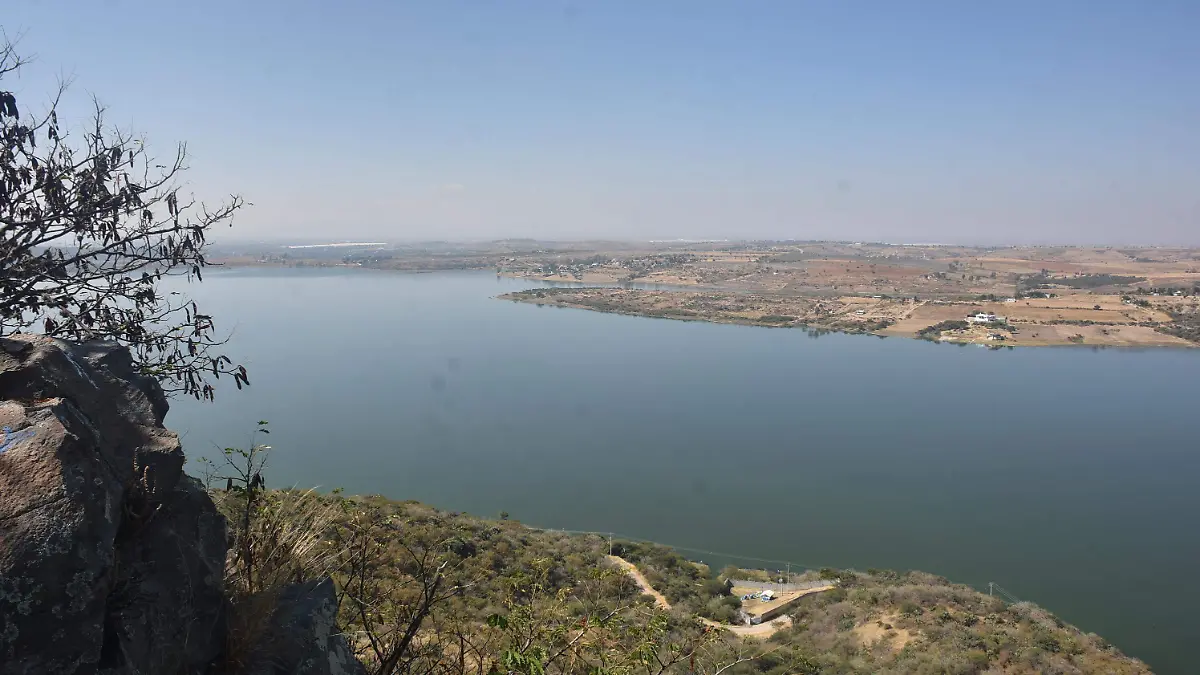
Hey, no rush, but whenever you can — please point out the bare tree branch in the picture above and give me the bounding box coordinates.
[0,37,245,400]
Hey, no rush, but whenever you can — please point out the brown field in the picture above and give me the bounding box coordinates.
[505,287,1197,348]
[490,242,1200,348]
[503,245,1199,299]
[883,297,1170,330]
[500,270,629,284]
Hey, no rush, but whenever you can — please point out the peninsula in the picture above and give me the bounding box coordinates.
[490,241,1200,348]
[207,238,1200,347]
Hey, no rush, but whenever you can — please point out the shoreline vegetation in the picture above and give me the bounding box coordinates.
[231,489,1153,674]
[500,287,1197,348]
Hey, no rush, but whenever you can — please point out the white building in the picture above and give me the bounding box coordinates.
[967,312,998,324]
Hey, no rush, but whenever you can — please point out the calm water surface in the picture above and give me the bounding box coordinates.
[168,267,1200,674]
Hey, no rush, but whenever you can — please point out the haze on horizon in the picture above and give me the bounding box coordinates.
[6,1,1198,246]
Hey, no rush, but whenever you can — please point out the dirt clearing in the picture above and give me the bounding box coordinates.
[853,613,916,652]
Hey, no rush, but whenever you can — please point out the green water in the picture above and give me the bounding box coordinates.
[168,267,1199,673]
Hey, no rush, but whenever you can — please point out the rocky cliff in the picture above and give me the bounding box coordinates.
[0,335,361,675]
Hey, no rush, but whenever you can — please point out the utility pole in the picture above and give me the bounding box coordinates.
[786,562,790,590]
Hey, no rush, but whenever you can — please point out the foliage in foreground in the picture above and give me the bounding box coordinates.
[205,436,779,675]
[0,37,245,400]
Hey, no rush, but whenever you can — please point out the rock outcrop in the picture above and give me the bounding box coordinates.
[251,578,364,675]
[0,335,361,675]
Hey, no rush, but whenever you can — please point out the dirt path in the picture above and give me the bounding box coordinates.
[606,555,829,639]
[607,555,670,609]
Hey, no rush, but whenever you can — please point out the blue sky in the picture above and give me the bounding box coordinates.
[5,1,1198,244]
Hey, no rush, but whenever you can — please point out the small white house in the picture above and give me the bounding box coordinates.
[967,312,998,324]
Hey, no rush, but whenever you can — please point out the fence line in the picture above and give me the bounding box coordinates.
[728,579,833,593]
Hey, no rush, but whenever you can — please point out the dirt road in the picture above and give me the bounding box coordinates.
[605,555,831,638]
[606,555,670,608]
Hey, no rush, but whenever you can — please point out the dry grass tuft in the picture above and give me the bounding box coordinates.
[212,488,343,674]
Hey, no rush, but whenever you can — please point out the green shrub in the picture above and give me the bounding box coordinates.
[917,320,970,340]
[1034,632,1062,653]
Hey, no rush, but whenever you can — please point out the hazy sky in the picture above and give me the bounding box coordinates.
[5,1,1199,244]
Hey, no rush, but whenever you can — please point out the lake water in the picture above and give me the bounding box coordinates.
[167,267,1199,673]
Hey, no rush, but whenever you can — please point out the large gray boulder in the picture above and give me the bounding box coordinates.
[249,578,366,675]
[0,335,366,675]
[0,335,224,675]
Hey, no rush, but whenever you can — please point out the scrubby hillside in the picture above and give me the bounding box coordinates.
[228,490,1151,675]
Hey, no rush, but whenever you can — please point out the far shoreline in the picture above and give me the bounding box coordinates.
[499,287,1197,349]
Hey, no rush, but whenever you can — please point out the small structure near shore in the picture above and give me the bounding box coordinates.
[967,312,1000,324]
[734,581,837,626]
